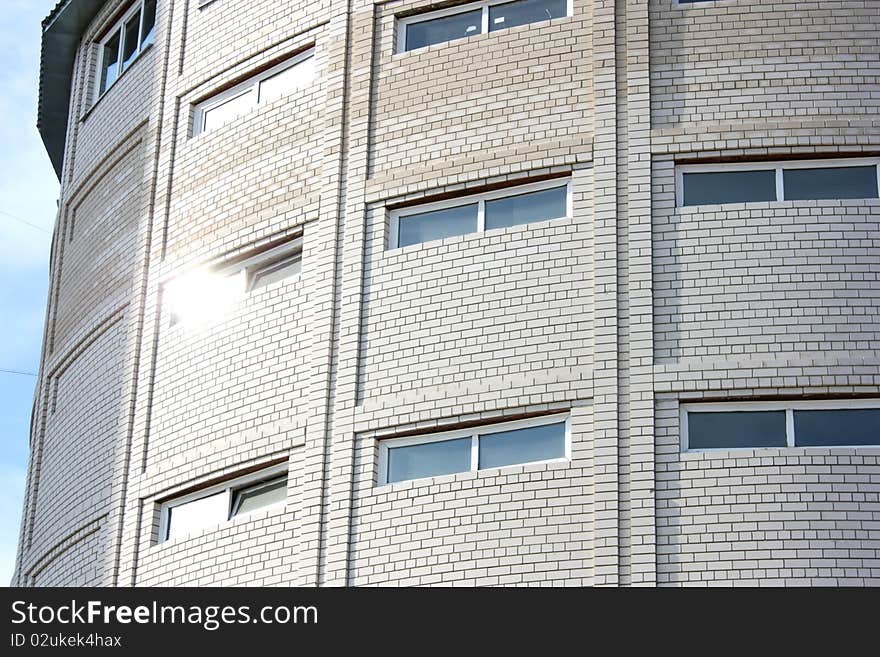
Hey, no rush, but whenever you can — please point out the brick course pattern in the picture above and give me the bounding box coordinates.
[13,0,880,587]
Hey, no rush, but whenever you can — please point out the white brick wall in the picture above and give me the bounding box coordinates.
[349,405,595,585]
[13,0,880,586]
[656,395,880,586]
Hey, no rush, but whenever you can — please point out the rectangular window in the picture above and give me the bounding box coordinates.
[379,415,569,485]
[237,237,303,292]
[192,48,315,136]
[681,170,776,206]
[389,179,570,249]
[160,465,287,543]
[792,409,880,447]
[676,158,880,207]
[165,491,227,542]
[488,0,568,31]
[121,13,140,70]
[782,166,879,201]
[387,437,473,483]
[100,32,121,93]
[397,203,479,248]
[478,422,566,469]
[96,0,157,96]
[258,55,317,104]
[686,411,787,450]
[484,185,568,230]
[405,9,483,51]
[200,90,252,134]
[230,476,288,515]
[141,0,157,47]
[681,400,880,451]
[165,236,302,327]
[398,0,571,53]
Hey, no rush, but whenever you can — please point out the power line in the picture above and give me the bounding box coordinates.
[0,368,37,377]
[0,209,51,234]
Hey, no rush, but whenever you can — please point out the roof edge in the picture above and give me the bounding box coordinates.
[37,0,107,180]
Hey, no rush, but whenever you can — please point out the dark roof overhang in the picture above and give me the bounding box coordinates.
[38,0,106,180]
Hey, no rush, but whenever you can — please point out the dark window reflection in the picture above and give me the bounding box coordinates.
[121,12,141,70]
[405,9,483,51]
[489,0,568,32]
[783,166,878,201]
[794,409,880,446]
[682,170,776,206]
[141,0,157,48]
[688,411,786,449]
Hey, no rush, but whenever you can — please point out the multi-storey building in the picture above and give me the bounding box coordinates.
[14,0,880,586]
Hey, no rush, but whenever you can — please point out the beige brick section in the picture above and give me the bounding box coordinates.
[13,0,880,587]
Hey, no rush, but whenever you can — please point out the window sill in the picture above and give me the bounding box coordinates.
[682,445,880,456]
[81,42,155,125]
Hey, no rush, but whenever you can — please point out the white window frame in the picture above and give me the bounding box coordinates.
[680,399,880,452]
[229,476,286,516]
[94,0,156,99]
[396,0,574,53]
[192,48,315,137]
[388,178,572,249]
[158,463,288,543]
[377,413,571,485]
[675,157,880,208]
[235,237,303,291]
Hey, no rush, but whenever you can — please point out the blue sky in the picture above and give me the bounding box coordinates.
[0,0,60,585]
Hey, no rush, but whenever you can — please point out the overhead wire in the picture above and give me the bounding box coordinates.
[0,209,51,234]
[0,368,37,377]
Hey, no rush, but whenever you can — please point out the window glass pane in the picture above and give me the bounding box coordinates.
[121,11,141,70]
[793,409,880,447]
[484,185,567,230]
[489,0,568,32]
[687,411,787,449]
[200,90,253,133]
[387,437,472,483]
[397,203,478,247]
[100,32,121,93]
[259,55,316,103]
[783,166,878,201]
[141,0,157,48]
[165,491,228,541]
[231,477,287,516]
[405,9,483,51]
[249,253,302,290]
[682,170,776,206]
[479,422,566,469]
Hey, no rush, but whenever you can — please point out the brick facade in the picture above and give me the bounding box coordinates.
[14,0,880,586]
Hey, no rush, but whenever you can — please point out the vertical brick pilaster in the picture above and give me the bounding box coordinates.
[590,0,621,586]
